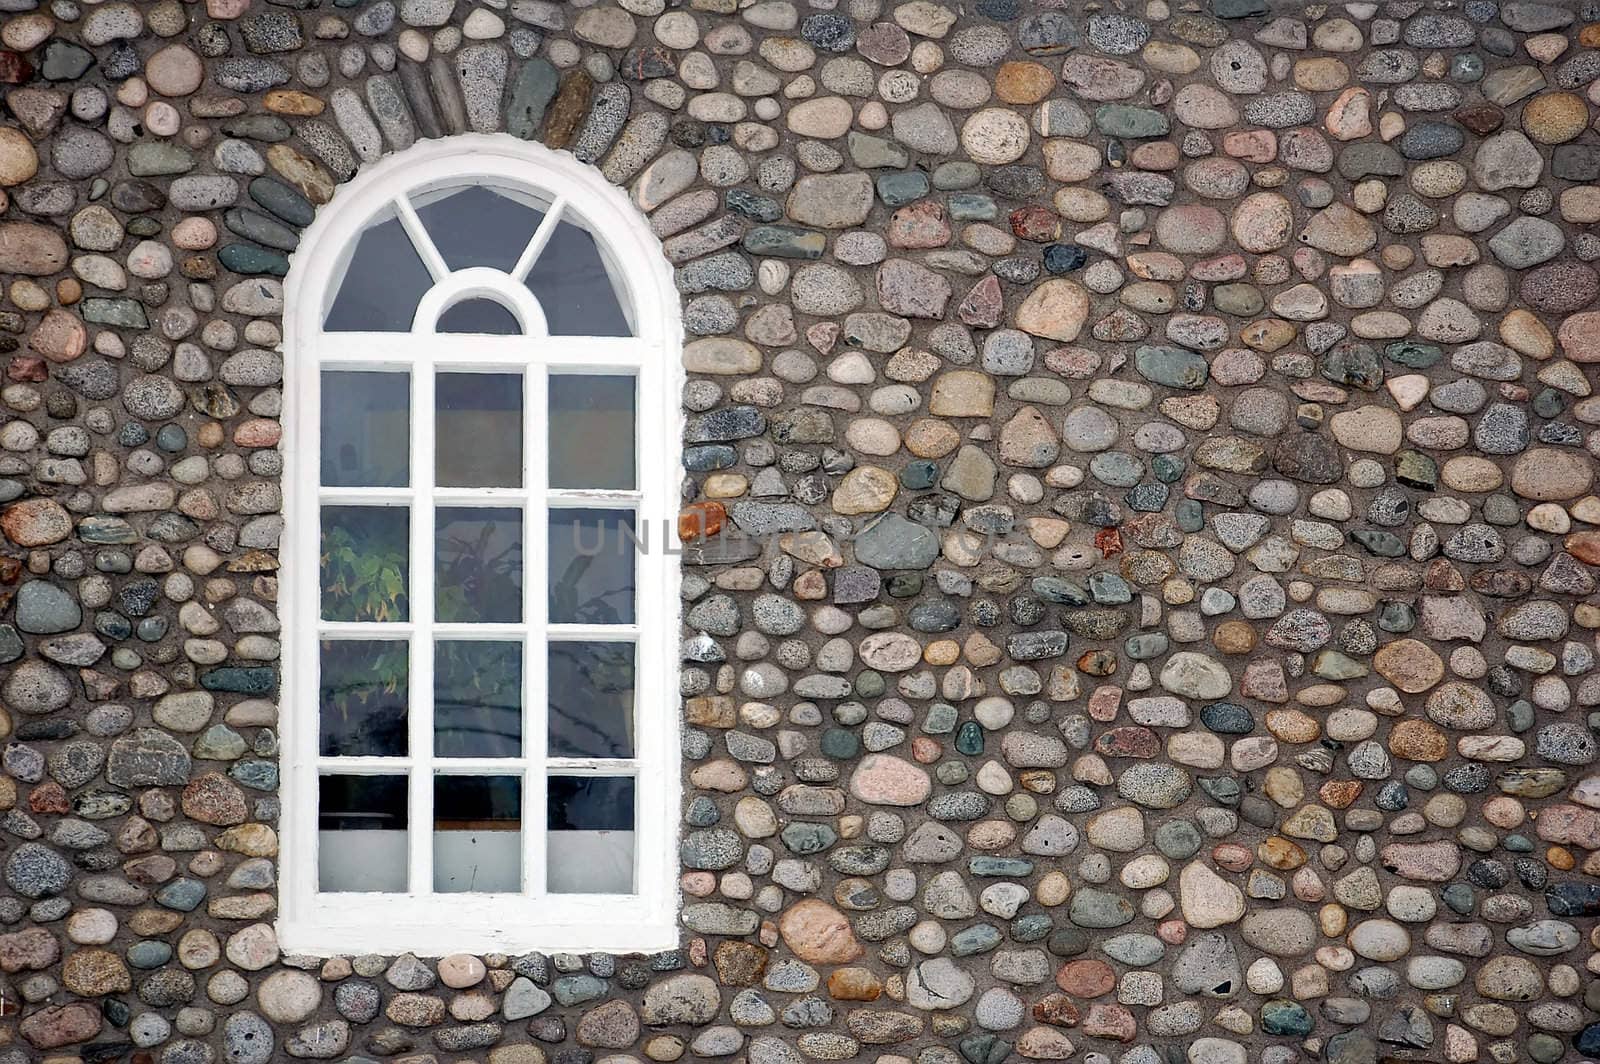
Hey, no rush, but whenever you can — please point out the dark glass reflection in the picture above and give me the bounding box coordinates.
[436,372,523,487]
[548,642,634,758]
[435,507,523,624]
[319,640,409,756]
[437,298,521,335]
[413,185,543,274]
[321,371,409,486]
[320,506,409,622]
[434,640,522,757]
[549,508,635,624]
[324,206,431,332]
[526,217,632,336]
[549,375,636,490]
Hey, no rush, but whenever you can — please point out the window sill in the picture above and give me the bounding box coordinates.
[277,896,678,956]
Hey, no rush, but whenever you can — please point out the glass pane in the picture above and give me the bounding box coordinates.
[412,184,544,274]
[325,200,431,332]
[548,776,635,894]
[549,508,636,625]
[319,775,408,892]
[321,371,409,487]
[437,299,522,335]
[434,775,522,893]
[435,640,522,757]
[320,506,409,622]
[549,375,636,490]
[548,642,634,758]
[319,639,408,757]
[525,212,633,336]
[435,507,523,623]
[437,372,523,487]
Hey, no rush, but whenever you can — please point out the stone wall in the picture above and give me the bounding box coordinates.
[0,0,1598,1062]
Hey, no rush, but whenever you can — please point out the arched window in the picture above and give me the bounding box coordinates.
[280,137,680,955]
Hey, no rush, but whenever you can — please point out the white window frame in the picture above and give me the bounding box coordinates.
[278,135,682,956]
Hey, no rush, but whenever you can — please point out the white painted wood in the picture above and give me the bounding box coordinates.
[280,135,681,957]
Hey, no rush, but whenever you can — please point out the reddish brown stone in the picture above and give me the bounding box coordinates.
[0,51,32,84]
[1319,780,1364,809]
[27,782,68,815]
[678,501,725,542]
[1009,205,1062,243]
[181,773,248,826]
[1093,726,1159,759]
[1031,993,1081,1027]
[6,355,46,382]
[1054,959,1114,998]
[1453,103,1503,135]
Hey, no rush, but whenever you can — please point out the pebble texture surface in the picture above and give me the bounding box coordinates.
[1,0,1600,1063]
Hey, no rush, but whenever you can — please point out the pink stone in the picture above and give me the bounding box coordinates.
[1081,1004,1136,1042]
[876,259,950,319]
[778,899,863,964]
[1209,348,1266,386]
[848,753,931,806]
[1156,919,1186,944]
[957,275,1002,329]
[0,927,59,972]
[1087,685,1121,722]
[21,1002,102,1049]
[1535,805,1600,849]
[885,200,950,249]
[1189,254,1249,282]
[205,0,250,17]
[28,307,85,363]
[681,872,716,896]
[438,953,487,989]
[1222,129,1277,162]
[233,419,282,447]
[1042,346,1100,379]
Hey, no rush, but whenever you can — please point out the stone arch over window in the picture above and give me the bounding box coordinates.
[278,135,681,956]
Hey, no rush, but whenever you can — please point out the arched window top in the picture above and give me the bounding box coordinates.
[289,135,674,344]
[280,137,681,957]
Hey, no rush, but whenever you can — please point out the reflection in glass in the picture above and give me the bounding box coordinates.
[320,507,409,622]
[325,201,432,331]
[549,509,636,624]
[549,375,636,490]
[526,213,633,336]
[319,640,409,757]
[413,185,544,274]
[437,372,523,488]
[435,641,522,757]
[437,299,521,335]
[435,508,523,623]
[548,642,634,758]
[319,775,408,892]
[548,776,635,893]
[434,775,522,893]
[321,371,409,487]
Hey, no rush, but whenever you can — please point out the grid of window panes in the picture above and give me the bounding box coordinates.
[314,182,643,898]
